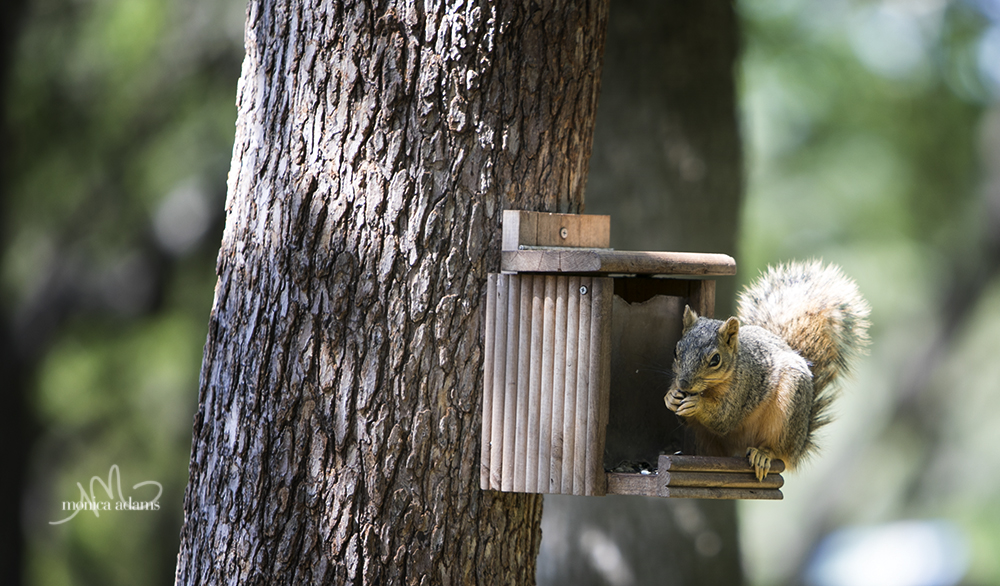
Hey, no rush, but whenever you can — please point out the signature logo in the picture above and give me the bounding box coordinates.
[49,464,163,525]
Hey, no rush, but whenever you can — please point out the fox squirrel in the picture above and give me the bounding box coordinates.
[664,260,871,481]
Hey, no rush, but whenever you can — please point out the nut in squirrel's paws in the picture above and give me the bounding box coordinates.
[664,389,699,417]
[746,447,772,482]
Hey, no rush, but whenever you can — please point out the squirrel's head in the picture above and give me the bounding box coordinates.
[670,306,740,393]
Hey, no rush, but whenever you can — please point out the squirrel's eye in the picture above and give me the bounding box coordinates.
[708,353,721,367]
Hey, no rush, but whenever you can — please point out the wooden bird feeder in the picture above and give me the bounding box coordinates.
[479,210,784,500]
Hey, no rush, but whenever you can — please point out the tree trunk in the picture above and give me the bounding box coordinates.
[537,1,746,584]
[175,1,608,584]
[0,1,33,584]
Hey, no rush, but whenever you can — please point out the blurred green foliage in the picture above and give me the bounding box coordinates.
[737,1,1000,585]
[4,0,245,584]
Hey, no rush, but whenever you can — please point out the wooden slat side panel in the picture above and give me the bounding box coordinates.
[500,275,521,492]
[481,274,497,490]
[549,277,569,492]
[513,275,533,492]
[572,277,593,495]
[489,275,510,490]
[537,275,556,492]
[597,277,614,494]
[525,275,545,492]
[560,276,581,494]
[584,277,612,496]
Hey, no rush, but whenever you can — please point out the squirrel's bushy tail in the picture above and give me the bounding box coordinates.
[737,260,871,433]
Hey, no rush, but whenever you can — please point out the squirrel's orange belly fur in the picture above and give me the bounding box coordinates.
[689,370,806,471]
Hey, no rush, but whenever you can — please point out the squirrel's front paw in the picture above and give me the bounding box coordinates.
[664,389,684,412]
[746,447,773,482]
[665,390,700,417]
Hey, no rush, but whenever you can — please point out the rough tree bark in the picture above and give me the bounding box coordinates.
[175,1,608,584]
[537,1,745,584]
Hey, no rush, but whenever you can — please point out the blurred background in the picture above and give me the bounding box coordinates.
[4,0,1000,584]
[0,0,244,584]
[739,1,1000,585]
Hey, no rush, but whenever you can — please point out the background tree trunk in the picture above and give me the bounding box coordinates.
[175,1,608,584]
[537,1,745,584]
[0,1,33,584]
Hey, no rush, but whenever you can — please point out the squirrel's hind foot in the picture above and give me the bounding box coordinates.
[746,447,773,481]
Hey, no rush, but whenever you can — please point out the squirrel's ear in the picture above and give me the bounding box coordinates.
[682,305,699,331]
[718,317,740,350]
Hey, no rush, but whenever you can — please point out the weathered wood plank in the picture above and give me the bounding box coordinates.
[572,277,592,495]
[502,249,737,276]
[513,276,533,492]
[689,279,716,318]
[535,213,611,249]
[501,210,610,250]
[537,275,556,491]
[662,471,784,490]
[500,274,520,492]
[482,274,497,490]
[584,277,612,496]
[549,277,568,492]
[561,276,581,494]
[501,210,537,251]
[658,454,786,474]
[660,486,783,500]
[490,274,509,490]
[605,472,658,496]
[525,275,545,492]
[605,472,784,499]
